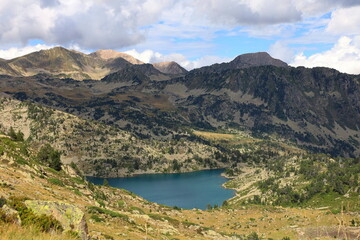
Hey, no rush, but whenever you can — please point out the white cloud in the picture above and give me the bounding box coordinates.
[1,0,360,51]
[294,0,360,16]
[0,0,176,49]
[184,55,232,69]
[291,36,360,74]
[192,0,301,26]
[1,0,360,67]
[268,41,294,63]
[0,44,54,59]
[124,49,231,70]
[326,6,360,35]
[124,49,164,63]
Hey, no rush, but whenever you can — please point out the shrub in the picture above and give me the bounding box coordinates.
[87,206,129,221]
[0,197,6,208]
[247,232,260,240]
[117,200,125,208]
[8,197,63,233]
[90,214,104,222]
[70,162,83,178]
[97,200,105,208]
[37,144,62,171]
[8,127,24,141]
[103,179,109,187]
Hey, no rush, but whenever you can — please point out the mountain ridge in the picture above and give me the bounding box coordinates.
[0,47,289,80]
[0,47,360,156]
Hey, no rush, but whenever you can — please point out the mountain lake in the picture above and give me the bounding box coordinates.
[87,169,235,210]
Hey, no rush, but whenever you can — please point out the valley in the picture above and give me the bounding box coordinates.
[0,47,359,239]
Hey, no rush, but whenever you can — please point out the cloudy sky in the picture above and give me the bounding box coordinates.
[0,0,360,73]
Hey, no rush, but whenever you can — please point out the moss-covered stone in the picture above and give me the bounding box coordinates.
[25,200,88,240]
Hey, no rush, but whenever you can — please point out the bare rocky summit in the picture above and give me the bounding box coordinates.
[89,49,144,64]
[153,61,188,75]
[228,52,288,69]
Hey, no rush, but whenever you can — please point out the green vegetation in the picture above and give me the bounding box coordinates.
[103,179,109,187]
[7,197,63,233]
[48,178,65,187]
[232,153,360,210]
[37,144,62,171]
[7,127,24,141]
[247,232,260,240]
[90,214,104,222]
[87,206,129,222]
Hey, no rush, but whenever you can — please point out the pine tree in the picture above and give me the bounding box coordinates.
[103,179,109,187]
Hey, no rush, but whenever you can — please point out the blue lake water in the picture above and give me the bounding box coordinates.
[87,169,235,210]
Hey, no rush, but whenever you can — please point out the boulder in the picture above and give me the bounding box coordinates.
[25,200,88,240]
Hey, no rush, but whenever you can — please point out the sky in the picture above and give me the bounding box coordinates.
[0,0,360,73]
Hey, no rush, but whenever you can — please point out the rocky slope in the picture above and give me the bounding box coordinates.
[7,47,113,80]
[158,65,360,156]
[0,97,230,177]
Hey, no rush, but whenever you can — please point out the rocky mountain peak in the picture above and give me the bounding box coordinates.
[152,61,187,75]
[90,49,143,65]
[229,52,288,68]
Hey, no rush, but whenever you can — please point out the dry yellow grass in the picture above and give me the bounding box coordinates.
[0,223,78,240]
[192,130,260,146]
[193,130,237,141]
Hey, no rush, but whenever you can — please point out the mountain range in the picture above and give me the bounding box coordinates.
[0,47,187,80]
[1,47,359,240]
[0,47,360,157]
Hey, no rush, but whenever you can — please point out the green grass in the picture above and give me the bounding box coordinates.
[47,178,64,187]
[46,167,61,175]
[70,177,85,185]
[117,200,125,208]
[90,214,104,222]
[87,206,130,222]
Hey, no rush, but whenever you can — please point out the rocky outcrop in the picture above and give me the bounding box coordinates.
[25,200,88,240]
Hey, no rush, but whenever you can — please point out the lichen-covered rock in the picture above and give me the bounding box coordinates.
[25,200,88,240]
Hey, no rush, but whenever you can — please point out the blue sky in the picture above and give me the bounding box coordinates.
[0,0,360,73]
